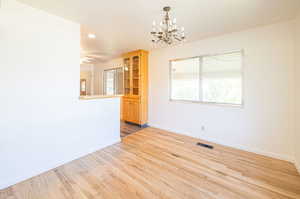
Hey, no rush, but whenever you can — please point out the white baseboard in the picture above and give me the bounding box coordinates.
[149,123,295,163]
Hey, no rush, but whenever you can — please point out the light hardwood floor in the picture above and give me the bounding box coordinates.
[1,127,300,199]
[120,121,144,137]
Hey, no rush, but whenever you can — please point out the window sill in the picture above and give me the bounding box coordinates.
[79,95,123,100]
[169,99,244,108]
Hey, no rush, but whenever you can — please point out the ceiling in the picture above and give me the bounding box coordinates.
[18,0,300,62]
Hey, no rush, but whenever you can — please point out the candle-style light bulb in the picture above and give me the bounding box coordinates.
[181,27,185,31]
[152,21,156,26]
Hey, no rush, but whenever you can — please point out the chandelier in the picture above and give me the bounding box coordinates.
[151,6,186,45]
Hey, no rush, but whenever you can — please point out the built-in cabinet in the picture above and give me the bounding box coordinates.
[121,50,148,126]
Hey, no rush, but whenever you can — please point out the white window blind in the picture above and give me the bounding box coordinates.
[170,57,200,101]
[170,51,243,105]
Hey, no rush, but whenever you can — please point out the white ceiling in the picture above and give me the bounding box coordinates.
[18,0,300,62]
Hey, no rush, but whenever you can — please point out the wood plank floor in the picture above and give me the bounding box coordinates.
[1,127,300,199]
[120,121,144,137]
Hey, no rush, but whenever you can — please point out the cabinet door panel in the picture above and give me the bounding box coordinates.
[132,56,140,96]
[122,100,130,121]
[130,101,140,123]
[124,58,131,95]
[123,99,140,124]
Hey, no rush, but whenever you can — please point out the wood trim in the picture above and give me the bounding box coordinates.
[296,159,300,174]
[122,49,149,57]
[80,95,123,100]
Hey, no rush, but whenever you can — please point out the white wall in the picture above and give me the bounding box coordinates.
[149,21,295,162]
[104,58,123,68]
[295,16,300,171]
[0,0,120,189]
[94,65,103,95]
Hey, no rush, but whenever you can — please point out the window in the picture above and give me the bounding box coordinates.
[170,57,200,101]
[103,68,123,95]
[170,51,243,105]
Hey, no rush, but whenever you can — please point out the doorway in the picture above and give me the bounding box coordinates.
[103,67,123,95]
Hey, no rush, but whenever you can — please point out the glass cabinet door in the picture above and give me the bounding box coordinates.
[132,56,140,96]
[124,58,131,95]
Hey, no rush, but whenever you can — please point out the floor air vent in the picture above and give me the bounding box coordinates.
[197,142,214,149]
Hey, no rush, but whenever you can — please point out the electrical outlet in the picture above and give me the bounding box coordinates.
[201,126,205,131]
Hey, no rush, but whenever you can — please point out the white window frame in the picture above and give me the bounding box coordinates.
[169,50,245,107]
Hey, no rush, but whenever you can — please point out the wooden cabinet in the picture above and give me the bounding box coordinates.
[121,50,148,126]
[122,99,140,124]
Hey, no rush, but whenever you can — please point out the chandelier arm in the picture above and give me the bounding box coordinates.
[174,37,182,41]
